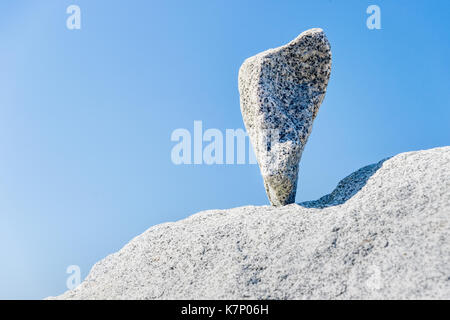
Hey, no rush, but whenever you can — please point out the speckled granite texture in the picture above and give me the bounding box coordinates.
[50,146,450,300]
[238,28,332,206]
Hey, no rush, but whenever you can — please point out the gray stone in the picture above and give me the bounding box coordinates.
[238,28,332,206]
[49,146,450,300]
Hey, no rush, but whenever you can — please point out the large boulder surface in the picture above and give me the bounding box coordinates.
[51,147,450,300]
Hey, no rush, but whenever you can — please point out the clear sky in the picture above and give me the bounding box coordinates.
[0,0,449,299]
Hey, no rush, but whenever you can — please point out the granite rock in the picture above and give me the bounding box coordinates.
[50,146,450,300]
[238,28,332,206]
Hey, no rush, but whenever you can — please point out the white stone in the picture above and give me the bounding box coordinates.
[239,28,332,206]
[49,146,450,300]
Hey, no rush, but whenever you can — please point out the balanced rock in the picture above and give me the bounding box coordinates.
[238,28,332,206]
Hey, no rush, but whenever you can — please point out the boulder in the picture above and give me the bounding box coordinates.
[50,147,450,300]
[239,28,332,206]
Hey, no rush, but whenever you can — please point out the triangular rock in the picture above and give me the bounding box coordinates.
[239,28,332,206]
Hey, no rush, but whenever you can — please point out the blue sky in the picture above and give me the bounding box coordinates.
[0,0,449,299]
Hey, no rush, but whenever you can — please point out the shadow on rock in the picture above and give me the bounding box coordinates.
[298,157,391,209]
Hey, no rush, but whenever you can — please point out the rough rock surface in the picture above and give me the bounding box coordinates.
[51,147,450,300]
[239,28,332,206]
